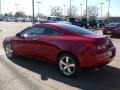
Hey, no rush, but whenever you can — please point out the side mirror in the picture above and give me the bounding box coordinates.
[16,33,21,37]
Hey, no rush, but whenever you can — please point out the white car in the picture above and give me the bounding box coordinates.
[46,16,71,24]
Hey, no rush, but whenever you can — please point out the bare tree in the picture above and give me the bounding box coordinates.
[67,6,77,17]
[37,13,45,18]
[83,6,99,19]
[15,11,26,18]
[50,6,63,17]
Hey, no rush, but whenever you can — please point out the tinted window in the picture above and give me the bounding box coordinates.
[44,27,62,35]
[21,26,45,36]
[61,24,95,35]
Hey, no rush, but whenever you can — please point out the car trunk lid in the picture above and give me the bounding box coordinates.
[82,34,113,53]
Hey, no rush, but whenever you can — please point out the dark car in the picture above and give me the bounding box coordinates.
[98,19,106,28]
[89,19,98,28]
[68,18,89,28]
[81,18,88,28]
[103,23,120,36]
[3,23,116,77]
[68,18,82,26]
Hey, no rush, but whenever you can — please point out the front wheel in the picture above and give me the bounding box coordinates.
[5,43,15,59]
[58,53,79,77]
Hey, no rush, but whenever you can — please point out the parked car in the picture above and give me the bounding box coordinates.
[3,23,116,77]
[68,18,88,28]
[4,17,18,22]
[103,23,120,36]
[81,18,89,28]
[46,16,71,24]
[68,18,82,26]
[88,19,97,28]
[0,16,4,21]
[98,19,106,28]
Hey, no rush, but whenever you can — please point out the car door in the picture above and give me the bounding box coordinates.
[12,26,45,56]
[32,26,63,62]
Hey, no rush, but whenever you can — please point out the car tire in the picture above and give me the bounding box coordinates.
[58,53,79,77]
[5,43,16,59]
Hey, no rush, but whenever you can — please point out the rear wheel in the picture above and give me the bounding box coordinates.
[5,43,16,59]
[58,53,79,77]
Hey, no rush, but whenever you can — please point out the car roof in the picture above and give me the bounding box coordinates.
[35,23,68,27]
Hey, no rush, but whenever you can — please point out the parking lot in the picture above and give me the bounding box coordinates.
[0,22,120,90]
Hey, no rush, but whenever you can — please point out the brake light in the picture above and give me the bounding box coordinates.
[83,41,97,49]
[97,44,106,50]
[84,41,108,50]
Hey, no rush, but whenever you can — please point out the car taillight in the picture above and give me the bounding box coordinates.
[97,44,106,50]
[84,41,109,51]
[83,41,97,49]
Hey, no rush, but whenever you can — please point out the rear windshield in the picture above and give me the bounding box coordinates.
[61,24,95,35]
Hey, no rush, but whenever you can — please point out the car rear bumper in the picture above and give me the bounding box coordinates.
[103,30,120,36]
[79,47,116,68]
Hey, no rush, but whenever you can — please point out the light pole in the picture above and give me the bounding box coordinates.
[100,3,104,19]
[70,0,71,17]
[14,4,19,13]
[80,4,83,18]
[63,5,66,17]
[32,0,35,24]
[106,0,110,22]
[37,1,41,16]
[86,0,88,19]
[0,0,1,15]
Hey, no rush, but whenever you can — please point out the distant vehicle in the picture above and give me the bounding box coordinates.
[46,16,63,22]
[103,23,120,36]
[0,16,4,21]
[46,16,71,24]
[88,19,97,28]
[4,17,18,22]
[68,18,82,26]
[81,18,89,28]
[3,23,116,77]
[68,18,88,28]
[18,17,32,22]
[98,19,106,28]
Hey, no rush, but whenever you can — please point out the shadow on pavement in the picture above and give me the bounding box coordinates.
[10,56,120,90]
[110,35,120,39]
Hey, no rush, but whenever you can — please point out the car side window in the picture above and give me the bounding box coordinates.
[44,27,62,35]
[21,26,45,36]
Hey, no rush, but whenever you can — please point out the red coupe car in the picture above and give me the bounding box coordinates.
[103,23,120,36]
[3,23,116,77]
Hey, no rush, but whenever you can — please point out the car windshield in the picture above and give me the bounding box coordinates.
[61,24,95,35]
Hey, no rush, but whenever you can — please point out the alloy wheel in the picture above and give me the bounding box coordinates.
[59,56,76,76]
[5,44,13,58]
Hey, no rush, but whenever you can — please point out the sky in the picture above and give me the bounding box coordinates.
[1,0,120,17]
